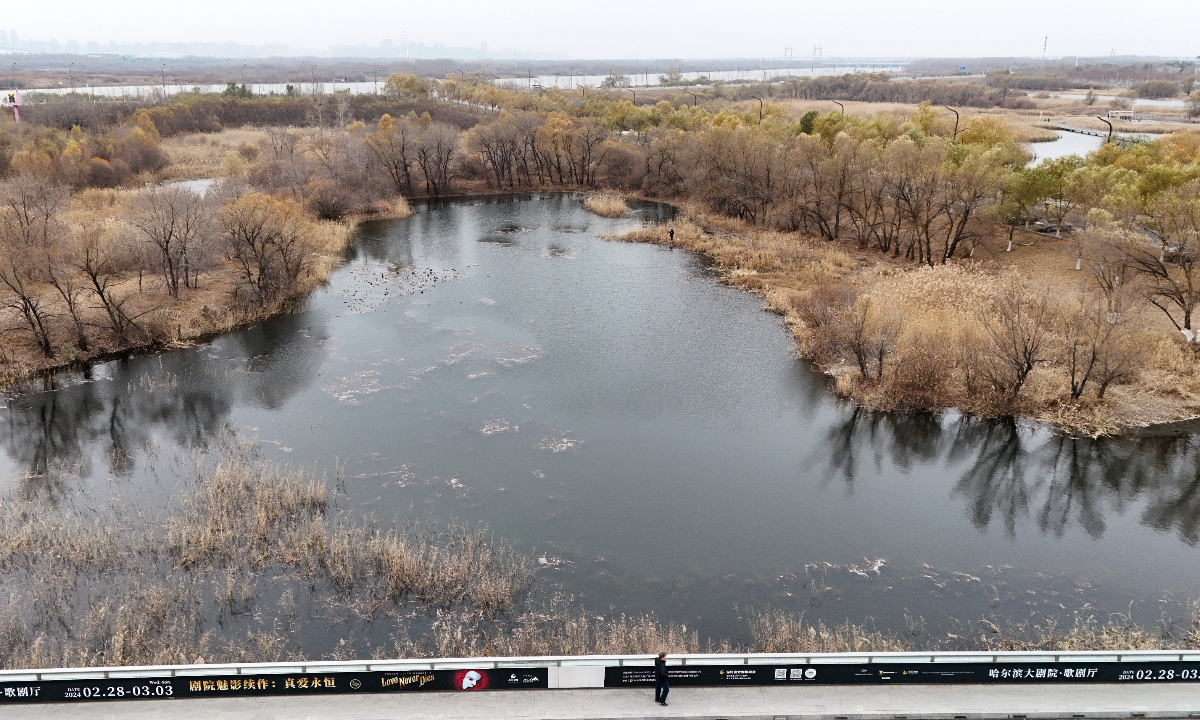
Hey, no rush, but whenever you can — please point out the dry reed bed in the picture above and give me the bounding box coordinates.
[618,211,1200,437]
[0,440,535,670]
[583,192,629,218]
[4,442,1200,668]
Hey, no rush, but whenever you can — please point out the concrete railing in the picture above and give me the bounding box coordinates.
[5,649,1200,688]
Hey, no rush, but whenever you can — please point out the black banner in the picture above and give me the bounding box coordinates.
[0,667,546,705]
[7,661,1200,704]
[604,662,1200,687]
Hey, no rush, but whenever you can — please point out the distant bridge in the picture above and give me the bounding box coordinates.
[1053,124,1109,137]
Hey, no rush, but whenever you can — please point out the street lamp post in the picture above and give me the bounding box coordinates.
[69,62,74,94]
[944,106,961,138]
[832,100,844,116]
[751,95,763,121]
[686,91,698,107]
[1097,115,1114,143]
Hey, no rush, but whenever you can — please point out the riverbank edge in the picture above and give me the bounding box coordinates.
[0,187,597,396]
[609,200,1200,439]
[6,187,1194,439]
[0,211,374,396]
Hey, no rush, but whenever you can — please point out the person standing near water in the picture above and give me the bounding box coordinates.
[654,651,669,706]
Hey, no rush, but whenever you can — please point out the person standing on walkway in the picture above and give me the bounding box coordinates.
[654,651,669,706]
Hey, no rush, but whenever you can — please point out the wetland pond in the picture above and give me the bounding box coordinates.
[4,193,1200,644]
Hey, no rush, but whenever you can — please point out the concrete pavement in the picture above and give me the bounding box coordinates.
[5,683,1200,720]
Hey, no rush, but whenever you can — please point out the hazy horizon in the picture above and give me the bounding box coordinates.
[2,0,1198,61]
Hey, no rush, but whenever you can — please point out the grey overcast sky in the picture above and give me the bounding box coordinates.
[4,0,1196,58]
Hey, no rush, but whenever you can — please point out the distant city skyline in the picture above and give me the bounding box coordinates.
[1,0,1196,60]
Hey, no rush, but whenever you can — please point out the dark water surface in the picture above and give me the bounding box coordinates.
[4,193,1200,642]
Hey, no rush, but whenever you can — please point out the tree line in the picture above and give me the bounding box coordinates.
[2,80,1200,423]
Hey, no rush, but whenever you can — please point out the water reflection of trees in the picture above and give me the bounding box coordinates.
[2,311,325,500]
[820,407,1200,544]
[1,356,233,500]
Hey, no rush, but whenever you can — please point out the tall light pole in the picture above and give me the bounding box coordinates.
[161,64,166,98]
[69,62,74,94]
[944,106,961,139]
[686,91,698,107]
[832,100,844,116]
[751,95,763,121]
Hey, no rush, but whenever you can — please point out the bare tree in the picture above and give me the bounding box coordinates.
[0,252,56,357]
[265,128,301,161]
[1125,182,1200,336]
[842,297,901,380]
[367,114,417,194]
[936,151,1004,262]
[979,279,1055,397]
[132,188,212,298]
[1085,238,1135,322]
[414,123,458,196]
[71,224,147,342]
[0,176,68,357]
[221,193,315,306]
[44,246,90,351]
[0,174,68,247]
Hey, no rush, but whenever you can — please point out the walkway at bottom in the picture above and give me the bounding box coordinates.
[5,683,1199,720]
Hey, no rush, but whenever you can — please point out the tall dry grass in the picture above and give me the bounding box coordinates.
[584,192,629,218]
[0,439,535,670]
[620,211,1200,437]
[4,439,1199,668]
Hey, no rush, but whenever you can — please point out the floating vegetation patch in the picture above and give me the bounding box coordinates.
[537,435,583,453]
[442,340,543,370]
[479,419,519,436]
[322,370,388,405]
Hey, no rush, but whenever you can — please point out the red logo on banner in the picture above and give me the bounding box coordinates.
[454,670,489,690]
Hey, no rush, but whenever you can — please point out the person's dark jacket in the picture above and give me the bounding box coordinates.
[654,657,668,681]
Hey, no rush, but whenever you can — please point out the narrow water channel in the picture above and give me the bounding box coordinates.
[3,193,1199,643]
